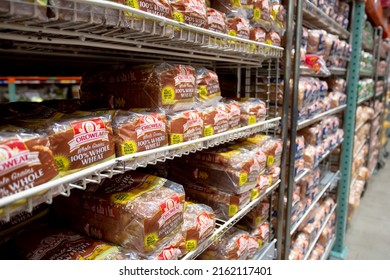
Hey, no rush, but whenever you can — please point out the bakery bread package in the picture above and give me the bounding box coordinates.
[170,0,208,28]
[238,198,270,229]
[113,109,168,156]
[127,202,216,259]
[226,13,250,39]
[196,68,221,101]
[237,98,267,126]
[167,109,204,144]
[0,130,59,199]
[46,112,115,176]
[225,100,241,130]
[206,8,227,33]
[80,63,197,113]
[178,179,251,219]
[201,104,229,136]
[1,0,47,21]
[198,227,250,260]
[174,146,266,194]
[54,171,185,254]
[48,0,121,27]
[10,224,125,260]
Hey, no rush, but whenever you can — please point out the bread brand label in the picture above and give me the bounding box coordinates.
[208,13,225,26]
[196,212,214,239]
[236,235,249,257]
[247,237,259,254]
[174,74,195,85]
[159,195,182,227]
[183,112,203,132]
[69,118,109,152]
[0,140,40,175]
[137,114,166,137]
[157,246,182,260]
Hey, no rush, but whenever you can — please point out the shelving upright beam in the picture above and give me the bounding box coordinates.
[283,0,303,259]
[277,0,296,260]
[331,0,365,260]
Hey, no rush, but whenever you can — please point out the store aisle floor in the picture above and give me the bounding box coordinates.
[346,158,390,260]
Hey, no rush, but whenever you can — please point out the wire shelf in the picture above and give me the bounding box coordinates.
[297,105,347,130]
[303,204,337,260]
[290,171,340,235]
[302,0,350,39]
[253,238,277,260]
[321,237,336,260]
[357,94,374,105]
[181,180,280,260]
[0,0,283,66]
[0,117,280,222]
[359,70,373,78]
[295,168,311,183]
[354,140,367,158]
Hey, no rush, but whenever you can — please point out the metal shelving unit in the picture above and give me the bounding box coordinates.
[290,171,340,235]
[0,118,280,222]
[321,237,336,260]
[0,0,292,261]
[182,180,280,260]
[303,204,337,260]
[284,0,352,260]
[357,94,374,105]
[297,105,347,130]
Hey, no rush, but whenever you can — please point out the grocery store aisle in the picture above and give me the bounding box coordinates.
[346,157,390,259]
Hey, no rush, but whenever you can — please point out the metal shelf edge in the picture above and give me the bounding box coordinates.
[297,105,347,130]
[304,204,337,260]
[321,237,336,260]
[290,171,340,236]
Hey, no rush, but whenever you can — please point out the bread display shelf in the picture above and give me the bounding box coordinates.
[0,0,283,67]
[357,94,374,105]
[253,239,277,260]
[354,139,367,158]
[0,117,280,222]
[295,168,311,183]
[355,120,367,132]
[303,204,337,260]
[314,139,343,168]
[290,170,340,235]
[359,70,373,78]
[181,180,281,260]
[373,111,382,120]
[300,66,347,78]
[297,105,347,130]
[321,237,336,260]
[302,0,350,39]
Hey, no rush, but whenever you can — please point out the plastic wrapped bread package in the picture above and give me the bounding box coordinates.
[112,109,168,156]
[177,178,251,220]
[239,198,270,229]
[48,0,123,27]
[167,109,204,145]
[126,203,216,260]
[198,227,250,260]
[0,130,59,200]
[172,147,266,194]
[53,172,185,254]
[10,224,126,260]
[237,98,267,126]
[46,112,116,176]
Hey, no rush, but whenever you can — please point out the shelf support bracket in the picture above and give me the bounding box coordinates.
[331,0,365,260]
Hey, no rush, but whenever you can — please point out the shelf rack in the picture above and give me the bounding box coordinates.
[321,237,336,260]
[290,171,340,235]
[302,0,350,39]
[181,180,280,260]
[294,168,310,183]
[303,204,337,260]
[297,105,347,130]
[0,0,283,67]
[357,94,374,105]
[300,66,347,78]
[0,117,280,222]
[359,70,374,78]
[354,139,367,157]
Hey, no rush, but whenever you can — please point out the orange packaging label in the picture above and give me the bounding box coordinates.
[159,194,182,226]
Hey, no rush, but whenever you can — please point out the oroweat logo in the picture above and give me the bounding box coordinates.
[157,246,181,260]
[137,115,165,137]
[159,195,182,227]
[197,212,214,239]
[0,141,40,175]
[69,118,109,152]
